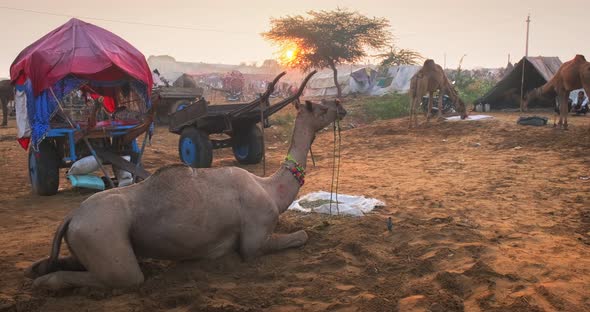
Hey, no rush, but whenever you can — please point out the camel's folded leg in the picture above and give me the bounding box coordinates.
[263,231,309,254]
[240,229,308,261]
[32,271,105,290]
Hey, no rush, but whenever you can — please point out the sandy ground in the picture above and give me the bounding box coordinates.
[0,109,589,312]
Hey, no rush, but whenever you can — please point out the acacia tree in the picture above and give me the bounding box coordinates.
[263,9,391,97]
[377,46,423,67]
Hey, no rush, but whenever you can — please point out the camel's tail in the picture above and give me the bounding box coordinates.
[48,217,72,271]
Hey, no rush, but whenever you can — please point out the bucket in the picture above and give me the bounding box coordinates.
[484,104,491,112]
[68,174,105,190]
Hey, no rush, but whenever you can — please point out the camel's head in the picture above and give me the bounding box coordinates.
[523,88,543,107]
[294,99,347,131]
[455,98,469,119]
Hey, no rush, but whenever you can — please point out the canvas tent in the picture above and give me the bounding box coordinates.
[476,56,562,109]
[304,67,378,97]
[370,65,421,96]
[304,65,421,97]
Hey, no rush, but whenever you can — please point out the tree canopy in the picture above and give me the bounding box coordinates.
[377,46,424,67]
[263,9,392,97]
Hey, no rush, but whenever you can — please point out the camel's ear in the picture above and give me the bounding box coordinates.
[305,100,313,112]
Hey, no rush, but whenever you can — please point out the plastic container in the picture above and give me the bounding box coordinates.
[68,174,105,190]
[484,104,491,112]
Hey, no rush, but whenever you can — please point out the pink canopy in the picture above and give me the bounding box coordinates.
[10,18,153,95]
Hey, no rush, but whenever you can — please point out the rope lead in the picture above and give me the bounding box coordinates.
[329,118,342,215]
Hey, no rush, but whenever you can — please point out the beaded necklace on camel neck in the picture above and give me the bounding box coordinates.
[283,154,305,186]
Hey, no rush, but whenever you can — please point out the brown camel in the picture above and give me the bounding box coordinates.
[408,59,468,128]
[25,99,346,290]
[0,79,14,126]
[524,54,590,129]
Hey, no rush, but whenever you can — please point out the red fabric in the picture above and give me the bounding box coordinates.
[9,18,152,96]
[89,93,115,113]
[15,74,26,85]
[17,137,30,150]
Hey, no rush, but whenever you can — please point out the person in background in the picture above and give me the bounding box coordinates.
[571,90,588,115]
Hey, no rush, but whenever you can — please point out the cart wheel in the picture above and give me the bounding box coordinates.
[178,127,212,168]
[29,139,60,196]
[232,124,264,165]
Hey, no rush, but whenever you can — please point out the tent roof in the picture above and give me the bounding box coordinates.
[525,56,562,81]
[477,56,562,108]
[10,18,152,95]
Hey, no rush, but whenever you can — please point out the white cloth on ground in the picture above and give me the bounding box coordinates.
[288,191,385,216]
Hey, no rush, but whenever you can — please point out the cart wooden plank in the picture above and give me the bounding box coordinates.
[97,150,151,180]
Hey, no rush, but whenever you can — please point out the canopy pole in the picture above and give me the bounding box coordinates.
[520,60,526,112]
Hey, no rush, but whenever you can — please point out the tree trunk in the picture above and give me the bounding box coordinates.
[328,62,341,98]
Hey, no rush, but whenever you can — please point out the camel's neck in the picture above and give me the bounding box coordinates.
[262,117,315,213]
[534,82,557,99]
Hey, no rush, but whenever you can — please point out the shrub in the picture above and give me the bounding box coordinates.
[362,93,410,120]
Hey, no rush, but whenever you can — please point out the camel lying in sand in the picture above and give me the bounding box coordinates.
[409,59,468,128]
[26,99,346,290]
[524,54,590,129]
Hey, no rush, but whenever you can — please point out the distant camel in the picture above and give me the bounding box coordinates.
[408,59,468,128]
[524,54,590,129]
[0,79,14,126]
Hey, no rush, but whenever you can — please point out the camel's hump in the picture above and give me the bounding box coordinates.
[150,164,193,178]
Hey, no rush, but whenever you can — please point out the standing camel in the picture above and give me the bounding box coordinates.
[524,54,590,129]
[408,59,468,128]
[0,79,14,126]
[25,99,346,290]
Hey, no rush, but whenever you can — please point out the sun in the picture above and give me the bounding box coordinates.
[278,43,299,65]
[284,48,296,62]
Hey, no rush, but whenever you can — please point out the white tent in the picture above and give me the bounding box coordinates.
[304,67,378,97]
[303,65,421,97]
[369,65,421,96]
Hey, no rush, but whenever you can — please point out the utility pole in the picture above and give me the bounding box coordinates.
[525,14,531,56]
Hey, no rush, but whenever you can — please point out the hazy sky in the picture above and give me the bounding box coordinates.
[0,0,588,78]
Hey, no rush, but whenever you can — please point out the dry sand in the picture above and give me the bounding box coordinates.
[0,110,589,311]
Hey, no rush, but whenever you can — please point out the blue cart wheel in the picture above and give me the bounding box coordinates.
[232,124,264,165]
[234,144,249,160]
[170,100,191,114]
[29,139,60,196]
[178,127,212,168]
[181,137,197,165]
[177,103,188,111]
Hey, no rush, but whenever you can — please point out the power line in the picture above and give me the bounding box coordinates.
[0,5,253,35]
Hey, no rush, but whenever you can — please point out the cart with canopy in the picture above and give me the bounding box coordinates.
[11,18,155,195]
